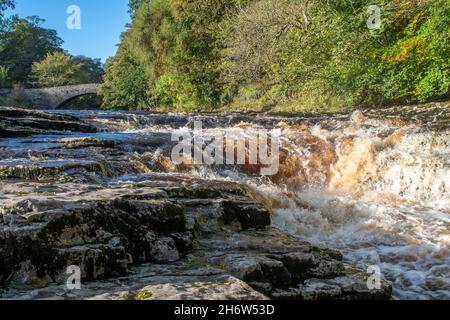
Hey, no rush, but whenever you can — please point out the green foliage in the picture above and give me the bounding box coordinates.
[135,290,153,300]
[0,83,31,107]
[0,5,102,90]
[128,0,145,16]
[0,0,14,26]
[379,1,450,101]
[73,56,104,83]
[0,65,8,87]
[0,16,63,85]
[170,0,239,109]
[224,0,450,110]
[0,0,13,12]
[29,51,91,87]
[102,0,450,111]
[101,0,239,110]
[100,43,150,109]
[101,0,175,109]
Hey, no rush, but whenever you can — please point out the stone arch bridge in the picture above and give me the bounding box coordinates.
[0,83,101,109]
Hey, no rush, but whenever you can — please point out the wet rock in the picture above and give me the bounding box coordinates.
[8,261,39,285]
[273,266,392,300]
[197,231,377,299]
[210,254,291,289]
[1,265,268,300]
[0,164,74,182]
[1,105,446,299]
[0,107,97,138]
[221,201,271,229]
[146,236,180,263]
[0,176,392,300]
[60,137,116,149]
[270,251,345,281]
[55,244,130,280]
[351,110,365,124]
[0,197,189,284]
[134,275,267,301]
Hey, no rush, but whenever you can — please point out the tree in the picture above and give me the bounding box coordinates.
[28,51,90,87]
[102,0,450,112]
[128,0,146,16]
[99,42,150,109]
[0,0,13,12]
[223,0,450,109]
[0,0,14,25]
[170,0,239,109]
[1,2,103,90]
[101,0,240,110]
[73,56,104,83]
[100,0,176,109]
[0,0,14,87]
[224,0,314,85]
[0,16,63,85]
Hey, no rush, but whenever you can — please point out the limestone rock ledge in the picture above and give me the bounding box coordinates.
[0,106,97,138]
[0,176,392,300]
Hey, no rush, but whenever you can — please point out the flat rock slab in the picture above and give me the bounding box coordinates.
[0,107,98,138]
[2,265,267,300]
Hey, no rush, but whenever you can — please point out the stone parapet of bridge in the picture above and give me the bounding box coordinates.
[0,83,101,109]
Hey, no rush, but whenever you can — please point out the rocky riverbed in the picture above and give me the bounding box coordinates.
[0,176,391,300]
[0,103,448,300]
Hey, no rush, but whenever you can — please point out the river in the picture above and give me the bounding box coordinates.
[0,104,448,299]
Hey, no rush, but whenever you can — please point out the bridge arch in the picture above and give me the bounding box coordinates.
[56,92,101,109]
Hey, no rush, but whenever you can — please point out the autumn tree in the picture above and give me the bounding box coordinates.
[29,51,90,87]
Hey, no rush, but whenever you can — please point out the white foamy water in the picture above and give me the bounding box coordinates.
[270,190,449,300]
[180,111,449,300]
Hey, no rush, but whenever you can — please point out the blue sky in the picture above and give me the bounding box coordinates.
[6,0,131,62]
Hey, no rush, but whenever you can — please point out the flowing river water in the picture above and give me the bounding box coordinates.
[0,104,449,299]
